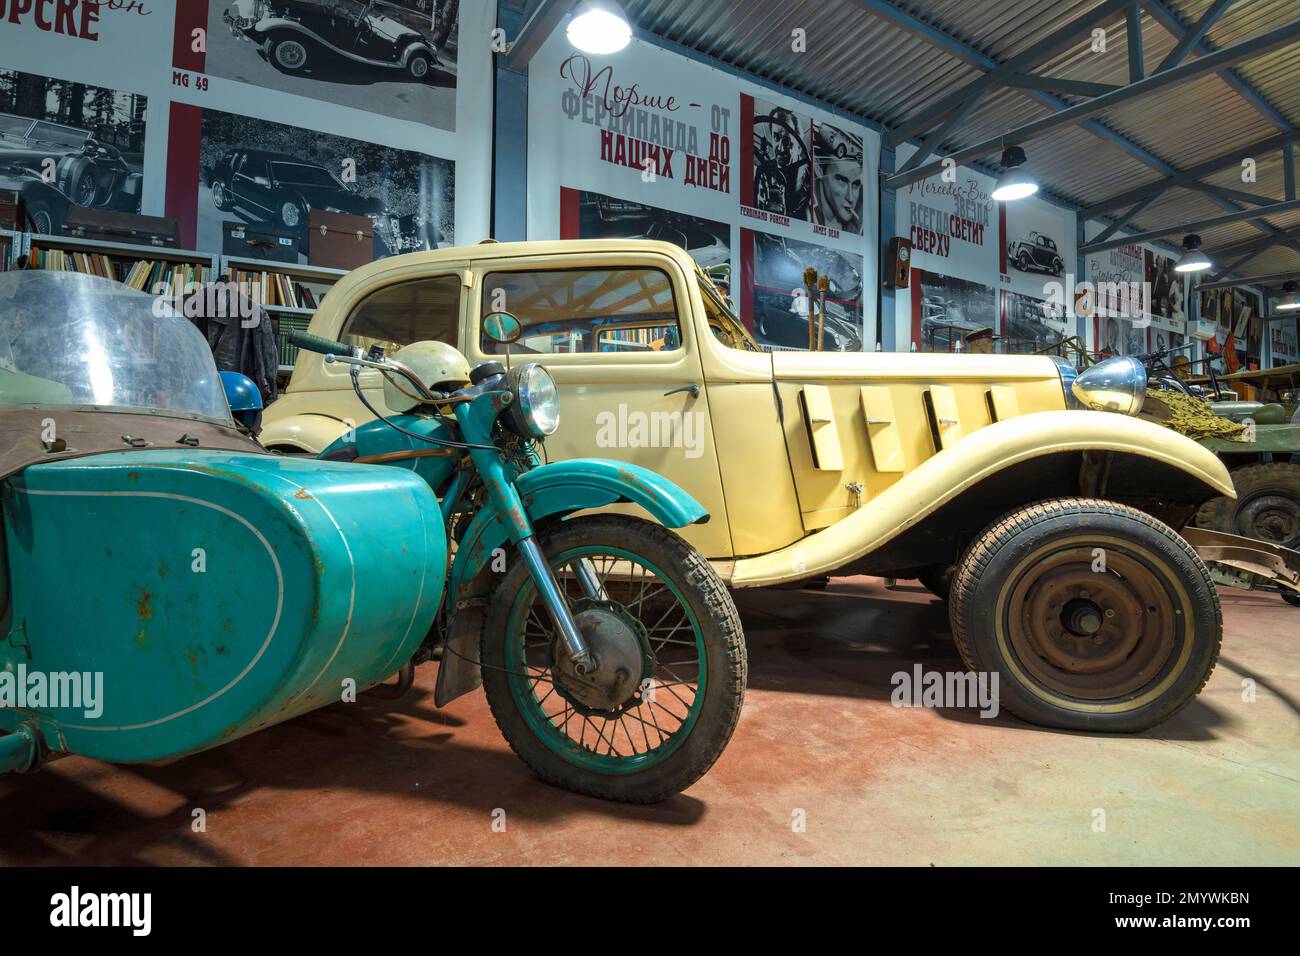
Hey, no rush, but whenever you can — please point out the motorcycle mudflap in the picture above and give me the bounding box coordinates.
[0,450,445,763]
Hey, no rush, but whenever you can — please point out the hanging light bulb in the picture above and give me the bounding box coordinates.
[991,146,1039,201]
[566,0,632,55]
[1277,281,1300,311]
[1175,234,1212,273]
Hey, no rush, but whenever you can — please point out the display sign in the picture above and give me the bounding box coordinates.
[1270,317,1299,366]
[528,34,880,352]
[0,0,494,264]
[894,145,1077,354]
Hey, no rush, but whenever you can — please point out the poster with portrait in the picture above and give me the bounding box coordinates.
[527,32,879,350]
[1144,248,1186,334]
[0,67,147,236]
[1270,317,1299,366]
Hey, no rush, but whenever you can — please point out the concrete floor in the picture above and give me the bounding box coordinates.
[2,578,1297,866]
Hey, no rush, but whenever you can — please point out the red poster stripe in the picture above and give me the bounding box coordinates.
[910,270,922,349]
[559,186,578,239]
[739,94,754,209]
[174,0,209,73]
[165,102,203,250]
[739,227,755,332]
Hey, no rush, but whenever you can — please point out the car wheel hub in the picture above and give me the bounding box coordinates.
[1008,546,1178,700]
[1236,493,1299,548]
[276,41,306,68]
[553,603,649,714]
[282,203,300,227]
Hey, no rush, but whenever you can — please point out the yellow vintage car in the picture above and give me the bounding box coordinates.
[263,239,1238,733]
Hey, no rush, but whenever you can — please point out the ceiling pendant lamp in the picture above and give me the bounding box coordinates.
[567,0,632,55]
[1174,234,1212,273]
[991,146,1039,201]
[1277,281,1300,311]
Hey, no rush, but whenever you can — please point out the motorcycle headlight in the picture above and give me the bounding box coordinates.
[506,363,560,437]
[1071,356,1147,416]
[1049,356,1083,410]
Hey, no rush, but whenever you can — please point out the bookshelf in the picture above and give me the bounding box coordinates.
[220,256,348,376]
[13,231,219,297]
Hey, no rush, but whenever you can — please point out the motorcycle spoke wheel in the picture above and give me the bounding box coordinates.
[505,546,705,773]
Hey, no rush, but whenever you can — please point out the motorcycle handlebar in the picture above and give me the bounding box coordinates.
[287,330,353,357]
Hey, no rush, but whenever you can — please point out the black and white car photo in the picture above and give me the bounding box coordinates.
[210,0,460,129]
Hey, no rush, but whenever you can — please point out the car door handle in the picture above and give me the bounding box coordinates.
[664,383,700,398]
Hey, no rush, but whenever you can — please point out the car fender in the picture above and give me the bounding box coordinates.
[259,412,352,454]
[447,458,708,605]
[399,41,436,66]
[729,410,1235,588]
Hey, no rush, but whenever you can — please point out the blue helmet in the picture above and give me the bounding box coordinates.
[219,372,263,430]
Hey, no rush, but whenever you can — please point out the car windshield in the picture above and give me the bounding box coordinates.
[28,121,88,149]
[0,271,232,423]
[0,114,33,140]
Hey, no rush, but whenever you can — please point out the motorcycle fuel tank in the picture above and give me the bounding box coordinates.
[0,450,445,764]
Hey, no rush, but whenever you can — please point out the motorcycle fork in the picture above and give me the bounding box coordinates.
[455,397,594,672]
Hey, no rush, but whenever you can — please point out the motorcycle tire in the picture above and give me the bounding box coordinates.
[481,514,746,803]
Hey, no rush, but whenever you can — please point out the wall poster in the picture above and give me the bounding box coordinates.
[529,34,880,352]
[0,0,494,267]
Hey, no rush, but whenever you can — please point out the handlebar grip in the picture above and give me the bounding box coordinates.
[287,330,353,356]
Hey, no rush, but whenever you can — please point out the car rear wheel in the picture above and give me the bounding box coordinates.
[949,498,1221,733]
[23,198,55,235]
[211,180,232,211]
[270,36,310,73]
[279,199,304,230]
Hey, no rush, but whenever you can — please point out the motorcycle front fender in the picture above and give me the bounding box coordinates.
[433,459,708,708]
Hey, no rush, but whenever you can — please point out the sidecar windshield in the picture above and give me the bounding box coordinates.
[0,270,233,423]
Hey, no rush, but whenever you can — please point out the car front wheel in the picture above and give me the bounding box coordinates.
[949,498,1221,733]
[269,35,311,73]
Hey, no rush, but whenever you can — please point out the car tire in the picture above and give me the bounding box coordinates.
[1016,251,1031,271]
[406,51,432,81]
[269,35,311,73]
[278,197,306,231]
[1052,258,1064,276]
[949,498,1221,733]
[1195,461,1300,551]
[211,179,232,211]
[22,197,56,235]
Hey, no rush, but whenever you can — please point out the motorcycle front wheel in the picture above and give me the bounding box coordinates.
[481,514,746,803]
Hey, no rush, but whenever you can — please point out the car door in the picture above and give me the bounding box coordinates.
[232,155,269,216]
[461,251,733,559]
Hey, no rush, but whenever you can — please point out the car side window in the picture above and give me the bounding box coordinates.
[480,267,682,355]
[341,275,461,355]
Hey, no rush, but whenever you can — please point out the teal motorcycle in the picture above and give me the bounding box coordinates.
[0,271,745,803]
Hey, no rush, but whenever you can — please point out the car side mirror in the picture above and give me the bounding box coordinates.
[482,311,522,345]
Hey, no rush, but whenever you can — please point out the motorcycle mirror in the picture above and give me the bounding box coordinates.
[482,311,523,345]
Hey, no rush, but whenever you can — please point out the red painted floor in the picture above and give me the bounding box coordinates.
[3,578,1297,866]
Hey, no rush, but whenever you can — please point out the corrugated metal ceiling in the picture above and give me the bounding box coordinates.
[609,0,1300,280]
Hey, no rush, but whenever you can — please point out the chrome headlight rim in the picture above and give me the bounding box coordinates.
[508,362,560,437]
[1071,355,1148,416]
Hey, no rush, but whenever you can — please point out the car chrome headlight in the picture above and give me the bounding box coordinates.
[506,363,560,437]
[1049,356,1083,410]
[1071,356,1147,416]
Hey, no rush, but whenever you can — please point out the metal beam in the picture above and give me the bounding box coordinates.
[1084,129,1300,217]
[876,0,1137,148]
[1081,198,1300,253]
[1197,269,1300,290]
[885,19,1300,189]
[1286,142,1297,201]
[1153,0,1234,72]
[1143,0,1295,131]
[1000,74,1123,99]
[504,0,578,72]
[1206,223,1300,259]
[1188,182,1286,208]
[1090,195,1159,246]
[1126,2,1145,82]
